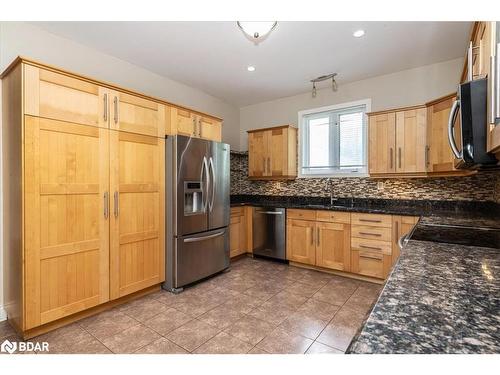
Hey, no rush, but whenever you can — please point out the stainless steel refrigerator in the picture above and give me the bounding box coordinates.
[163,135,230,292]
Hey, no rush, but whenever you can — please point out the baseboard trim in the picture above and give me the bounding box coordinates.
[0,306,7,322]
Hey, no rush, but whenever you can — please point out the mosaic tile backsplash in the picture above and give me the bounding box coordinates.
[230,152,500,203]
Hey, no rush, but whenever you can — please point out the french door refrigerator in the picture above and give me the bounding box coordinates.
[164,135,230,292]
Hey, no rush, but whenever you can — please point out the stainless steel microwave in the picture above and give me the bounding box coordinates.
[448,78,498,169]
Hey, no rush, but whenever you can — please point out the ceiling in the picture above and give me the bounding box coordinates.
[32,21,471,107]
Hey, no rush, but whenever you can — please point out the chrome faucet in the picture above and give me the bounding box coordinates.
[325,178,335,206]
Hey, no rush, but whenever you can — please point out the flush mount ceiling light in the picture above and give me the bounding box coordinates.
[237,21,277,43]
[310,73,338,98]
[247,65,256,72]
[353,29,365,38]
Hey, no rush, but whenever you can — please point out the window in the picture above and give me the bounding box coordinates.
[298,100,370,177]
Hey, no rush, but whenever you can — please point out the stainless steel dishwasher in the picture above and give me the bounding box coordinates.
[252,207,286,261]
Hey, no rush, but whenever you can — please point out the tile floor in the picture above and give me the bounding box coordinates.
[0,256,382,354]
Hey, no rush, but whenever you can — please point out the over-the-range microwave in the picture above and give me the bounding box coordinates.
[448,77,499,169]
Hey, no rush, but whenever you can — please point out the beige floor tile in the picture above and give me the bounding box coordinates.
[221,293,264,314]
[298,270,333,287]
[79,309,139,342]
[167,319,220,352]
[343,285,380,315]
[135,337,188,354]
[312,280,359,306]
[264,290,308,310]
[118,298,169,323]
[224,315,276,346]
[279,312,329,340]
[256,327,313,354]
[316,306,367,351]
[283,281,324,298]
[170,295,222,318]
[248,346,270,354]
[296,298,340,321]
[198,304,247,330]
[0,321,16,341]
[102,324,161,354]
[222,276,257,293]
[306,341,344,354]
[143,308,193,336]
[248,304,296,326]
[32,323,90,353]
[242,284,282,301]
[194,332,253,354]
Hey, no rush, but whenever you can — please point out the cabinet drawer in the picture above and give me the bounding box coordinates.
[351,237,392,255]
[351,213,392,228]
[287,209,316,221]
[231,207,244,217]
[355,250,385,279]
[351,225,392,242]
[316,210,350,224]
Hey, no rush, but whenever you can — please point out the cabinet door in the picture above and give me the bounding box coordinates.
[286,219,315,265]
[395,109,427,173]
[173,108,197,137]
[24,65,108,129]
[391,216,418,265]
[427,97,455,172]
[109,132,165,299]
[248,131,268,177]
[199,116,222,142]
[315,222,351,272]
[24,116,109,329]
[229,215,246,258]
[368,113,396,174]
[269,127,288,177]
[109,91,165,137]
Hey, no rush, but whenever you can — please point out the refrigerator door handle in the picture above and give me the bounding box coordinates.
[447,98,462,159]
[200,156,209,212]
[208,156,216,212]
[183,230,225,243]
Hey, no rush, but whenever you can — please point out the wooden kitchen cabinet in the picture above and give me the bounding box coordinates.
[368,112,396,174]
[286,209,351,272]
[109,131,165,299]
[247,125,297,180]
[368,107,426,177]
[1,57,171,337]
[168,106,222,141]
[286,219,316,265]
[395,109,427,173]
[391,216,419,265]
[315,222,351,272]
[108,90,166,137]
[230,207,247,258]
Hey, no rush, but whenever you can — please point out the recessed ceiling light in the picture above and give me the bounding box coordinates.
[247,66,256,72]
[353,29,365,38]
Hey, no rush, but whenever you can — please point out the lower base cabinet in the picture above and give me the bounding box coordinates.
[230,207,247,258]
[286,210,351,272]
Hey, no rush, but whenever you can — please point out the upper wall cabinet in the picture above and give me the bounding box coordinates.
[247,125,297,180]
[24,65,108,128]
[108,90,166,137]
[368,107,426,177]
[167,106,222,142]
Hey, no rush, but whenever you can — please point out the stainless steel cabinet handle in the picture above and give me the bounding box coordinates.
[398,147,402,169]
[359,244,382,251]
[359,232,382,237]
[267,158,271,174]
[359,252,383,260]
[103,93,108,122]
[496,43,500,120]
[359,218,382,223]
[310,227,314,246]
[394,220,399,243]
[113,96,118,124]
[448,99,462,159]
[198,119,202,138]
[257,211,283,215]
[389,148,393,169]
[184,231,225,243]
[192,118,196,137]
[425,145,430,168]
[114,191,119,218]
[103,192,109,219]
[317,227,320,246]
[263,157,266,174]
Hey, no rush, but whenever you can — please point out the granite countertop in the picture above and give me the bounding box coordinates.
[347,239,500,354]
[231,194,500,353]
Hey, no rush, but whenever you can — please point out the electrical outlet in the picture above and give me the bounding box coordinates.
[377,181,384,191]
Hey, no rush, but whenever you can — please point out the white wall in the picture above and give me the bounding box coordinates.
[0,21,241,320]
[239,58,464,150]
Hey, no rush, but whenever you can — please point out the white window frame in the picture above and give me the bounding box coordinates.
[298,99,371,178]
